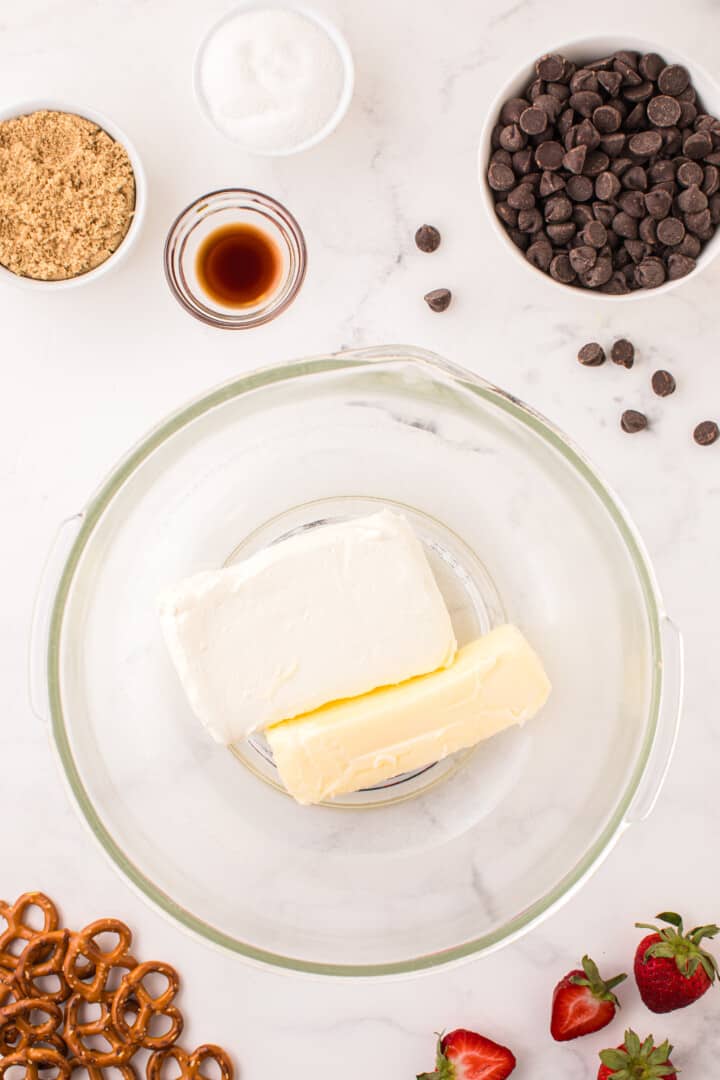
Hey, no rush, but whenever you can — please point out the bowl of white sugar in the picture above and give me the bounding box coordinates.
[194,3,354,156]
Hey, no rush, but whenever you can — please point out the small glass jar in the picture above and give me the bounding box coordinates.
[164,188,306,329]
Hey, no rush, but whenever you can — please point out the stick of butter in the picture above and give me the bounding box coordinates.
[158,510,456,744]
[266,625,551,805]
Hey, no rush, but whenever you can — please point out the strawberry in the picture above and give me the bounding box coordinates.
[550,954,627,1041]
[417,1029,516,1080]
[597,1029,676,1080]
[634,910,719,1013]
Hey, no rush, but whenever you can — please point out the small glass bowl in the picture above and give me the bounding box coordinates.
[163,188,307,329]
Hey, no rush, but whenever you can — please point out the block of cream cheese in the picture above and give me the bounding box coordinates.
[266,624,551,804]
[158,510,456,744]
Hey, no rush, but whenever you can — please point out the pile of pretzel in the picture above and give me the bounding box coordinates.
[0,892,234,1080]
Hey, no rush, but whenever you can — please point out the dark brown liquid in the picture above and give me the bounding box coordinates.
[196,223,282,307]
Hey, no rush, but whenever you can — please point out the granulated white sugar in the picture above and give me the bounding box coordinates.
[199,8,347,153]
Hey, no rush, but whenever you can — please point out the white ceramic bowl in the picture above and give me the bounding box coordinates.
[478,35,720,302]
[193,2,354,156]
[0,99,146,291]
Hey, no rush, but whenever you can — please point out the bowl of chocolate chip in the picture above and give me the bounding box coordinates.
[479,37,720,298]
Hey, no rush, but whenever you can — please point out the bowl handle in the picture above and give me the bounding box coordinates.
[625,616,684,825]
[29,514,84,723]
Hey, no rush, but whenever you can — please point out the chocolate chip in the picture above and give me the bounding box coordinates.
[678,232,702,256]
[569,245,597,274]
[583,219,607,247]
[657,216,686,245]
[615,49,640,70]
[549,251,576,282]
[546,221,577,244]
[679,101,698,127]
[684,130,713,159]
[526,238,553,270]
[488,162,515,191]
[625,103,647,130]
[544,193,573,222]
[649,159,676,183]
[415,224,441,253]
[621,409,648,433]
[573,204,595,227]
[575,118,602,149]
[424,288,451,312]
[624,80,655,103]
[570,68,599,94]
[598,69,623,95]
[601,132,626,157]
[580,255,613,286]
[644,188,673,219]
[623,165,649,192]
[628,130,663,157]
[661,126,683,154]
[518,208,544,233]
[615,58,643,86]
[595,170,621,201]
[658,64,690,96]
[546,82,571,103]
[520,106,548,135]
[534,93,563,121]
[527,77,546,102]
[703,165,720,196]
[583,149,611,176]
[508,228,530,251]
[625,238,647,263]
[563,144,587,174]
[557,108,575,138]
[639,52,665,81]
[611,156,633,176]
[710,193,720,224]
[535,139,565,170]
[610,338,634,368]
[501,97,530,124]
[507,184,536,210]
[678,184,709,213]
[616,190,645,219]
[593,104,622,133]
[495,202,518,227]
[647,95,682,127]
[539,170,566,197]
[635,256,666,287]
[500,123,527,152]
[685,207,712,235]
[612,211,639,239]
[565,174,593,202]
[570,90,603,117]
[593,201,616,227]
[577,342,605,366]
[676,160,704,187]
[652,370,676,396]
[536,54,565,81]
[694,420,719,445]
[639,215,658,244]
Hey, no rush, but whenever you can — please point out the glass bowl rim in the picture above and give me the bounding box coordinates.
[163,187,307,329]
[45,346,665,977]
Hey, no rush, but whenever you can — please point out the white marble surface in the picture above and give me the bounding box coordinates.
[2,0,720,1076]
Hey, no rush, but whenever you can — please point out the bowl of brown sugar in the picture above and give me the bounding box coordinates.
[0,100,146,289]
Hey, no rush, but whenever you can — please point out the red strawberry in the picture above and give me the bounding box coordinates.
[417,1029,516,1080]
[551,954,627,1041]
[597,1029,676,1080]
[634,910,719,1013]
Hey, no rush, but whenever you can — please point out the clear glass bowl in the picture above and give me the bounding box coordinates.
[164,189,306,329]
[32,348,681,976]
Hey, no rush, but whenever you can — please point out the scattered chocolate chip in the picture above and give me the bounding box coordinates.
[646,95,681,127]
[656,216,686,245]
[658,64,690,96]
[414,224,441,253]
[621,409,648,433]
[644,188,673,219]
[424,288,451,312]
[611,338,635,368]
[694,420,719,445]
[652,369,676,396]
[577,342,606,366]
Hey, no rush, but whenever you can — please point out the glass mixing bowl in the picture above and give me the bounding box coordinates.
[31,347,682,976]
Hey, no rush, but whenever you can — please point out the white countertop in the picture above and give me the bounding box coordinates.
[2,0,720,1076]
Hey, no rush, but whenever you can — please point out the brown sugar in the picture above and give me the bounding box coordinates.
[0,109,136,281]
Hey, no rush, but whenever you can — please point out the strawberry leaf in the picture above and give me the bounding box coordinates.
[656,912,683,928]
